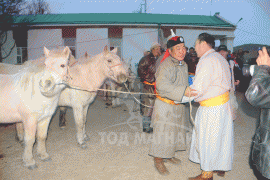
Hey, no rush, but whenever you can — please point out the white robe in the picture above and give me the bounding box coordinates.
[189,49,234,171]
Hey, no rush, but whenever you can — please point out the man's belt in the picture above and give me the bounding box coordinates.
[143,81,155,86]
[199,91,229,107]
[155,90,179,105]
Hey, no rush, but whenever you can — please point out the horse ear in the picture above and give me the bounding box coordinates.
[44,47,50,57]
[63,46,71,59]
[111,47,118,54]
[104,45,109,54]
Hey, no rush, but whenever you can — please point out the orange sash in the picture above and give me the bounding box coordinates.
[143,81,155,86]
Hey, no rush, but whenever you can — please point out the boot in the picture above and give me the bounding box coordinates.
[188,171,213,180]
[165,157,181,165]
[154,157,170,175]
[214,171,225,177]
[143,116,153,133]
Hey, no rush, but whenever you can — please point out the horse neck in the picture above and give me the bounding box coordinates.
[69,55,107,91]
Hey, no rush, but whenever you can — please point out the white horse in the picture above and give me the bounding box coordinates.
[0,46,128,149]
[57,46,128,148]
[0,46,70,169]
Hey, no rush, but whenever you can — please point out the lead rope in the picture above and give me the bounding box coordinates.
[188,88,200,158]
[62,81,200,156]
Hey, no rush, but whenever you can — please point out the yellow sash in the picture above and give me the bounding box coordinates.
[199,91,229,107]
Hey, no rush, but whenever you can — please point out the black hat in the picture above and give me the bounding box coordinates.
[217,45,228,52]
[167,36,185,49]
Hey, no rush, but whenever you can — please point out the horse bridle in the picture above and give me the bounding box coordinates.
[107,62,123,79]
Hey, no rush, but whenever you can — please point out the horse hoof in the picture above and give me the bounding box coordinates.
[79,143,88,149]
[84,136,90,142]
[42,157,52,162]
[27,164,38,170]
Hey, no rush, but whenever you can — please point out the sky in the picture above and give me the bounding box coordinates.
[43,0,270,47]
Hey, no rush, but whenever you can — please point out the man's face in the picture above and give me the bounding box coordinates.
[195,39,204,58]
[189,49,194,53]
[152,46,161,57]
[169,43,186,61]
[219,50,228,59]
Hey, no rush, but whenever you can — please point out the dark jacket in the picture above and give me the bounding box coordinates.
[245,65,270,179]
[138,53,157,84]
[137,53,158,116]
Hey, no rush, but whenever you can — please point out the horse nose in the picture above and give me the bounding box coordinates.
[117,73,127,83]
[45,80,52,88]
[39,77,55,92]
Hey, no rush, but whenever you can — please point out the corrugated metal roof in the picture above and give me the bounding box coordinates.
[10,13,235,28]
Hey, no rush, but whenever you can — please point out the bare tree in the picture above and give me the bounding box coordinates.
[22,0,50,15]
[0,0,50,62]
[0,0,25,62]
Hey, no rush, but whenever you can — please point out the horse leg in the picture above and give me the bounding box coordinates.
[36,117,51,162]
[74,107,87,149]
[59,106,67,128]
[16,122,24,144]
[82,104,90,142]
[105,84,112,107]
[23,118,37,169]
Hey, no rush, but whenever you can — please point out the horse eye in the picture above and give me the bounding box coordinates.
[60,64,65,68]
[108,59,112,63]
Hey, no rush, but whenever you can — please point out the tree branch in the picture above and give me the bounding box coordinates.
[2,41,16,60]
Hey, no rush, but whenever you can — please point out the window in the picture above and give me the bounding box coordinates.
[109,38,122,58]
[108,27,123,58]
[17,47,27,64]
[62,27,76,57]
[63,37,76,57]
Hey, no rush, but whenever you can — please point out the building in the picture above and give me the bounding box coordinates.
[2,12,236,73]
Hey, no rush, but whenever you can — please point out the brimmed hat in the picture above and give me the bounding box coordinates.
[150,42,161,51]
[217,45,228,52]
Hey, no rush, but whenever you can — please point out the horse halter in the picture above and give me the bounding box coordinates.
[107,61,123,79]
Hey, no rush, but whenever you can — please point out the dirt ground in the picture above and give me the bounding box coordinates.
[0,91,262,180]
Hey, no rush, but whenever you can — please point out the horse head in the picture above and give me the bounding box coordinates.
[102,46,128,84]
[39,46,70,96]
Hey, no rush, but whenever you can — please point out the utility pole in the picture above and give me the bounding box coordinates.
[210,0,212,16]
[140,0,147,13]
[145,0,147,13]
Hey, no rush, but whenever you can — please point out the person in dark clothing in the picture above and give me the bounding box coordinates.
[137,42,161,133]
[245,47,270,180]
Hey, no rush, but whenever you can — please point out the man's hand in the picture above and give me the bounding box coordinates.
[185,87,198,97]
[257,47,270,66]
[234,80,240,86]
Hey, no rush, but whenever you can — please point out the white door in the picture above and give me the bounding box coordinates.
[76,28,108,59]
[28,29,63,60]
[122,28,158,74]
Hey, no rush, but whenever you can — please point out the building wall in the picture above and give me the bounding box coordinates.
[28,29,63,60]
[76,28,108,59]
[176,28,235,52]
[122,28,158,74]
[1,30,17,64]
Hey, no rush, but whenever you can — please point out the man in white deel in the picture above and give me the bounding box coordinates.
[188,33,234,180]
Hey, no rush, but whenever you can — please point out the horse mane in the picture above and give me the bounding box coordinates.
[18,63,45,95]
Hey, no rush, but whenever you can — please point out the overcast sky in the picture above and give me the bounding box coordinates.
[44,0,270,47]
